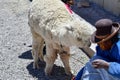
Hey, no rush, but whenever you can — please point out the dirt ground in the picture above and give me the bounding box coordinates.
[0,0,120,80]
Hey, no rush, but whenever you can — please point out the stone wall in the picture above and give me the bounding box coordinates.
[90,0,120,16]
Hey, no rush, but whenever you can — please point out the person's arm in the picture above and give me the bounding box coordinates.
[107,41,120,78]
[108,62,120,78]
[91,59,120,79]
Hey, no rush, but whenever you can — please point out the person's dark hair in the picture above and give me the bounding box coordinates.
[61,0,70,4]
[111,34,119,44]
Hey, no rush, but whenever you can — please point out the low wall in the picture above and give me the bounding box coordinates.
[90,0,120,16]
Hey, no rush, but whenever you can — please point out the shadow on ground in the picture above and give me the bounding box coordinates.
[26,61,72,80]
[19,50,33,59]
[19,50,72,80]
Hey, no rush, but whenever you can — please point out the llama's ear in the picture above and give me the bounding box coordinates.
[77,37,82,41]
[65,26,74,32]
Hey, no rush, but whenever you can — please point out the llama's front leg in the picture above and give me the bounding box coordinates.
[32,40,40,69]
[59,47,71,75]
[31,30,44,69]
[44,43,58,75]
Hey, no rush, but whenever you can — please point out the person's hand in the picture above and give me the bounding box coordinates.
[92,59,110,69]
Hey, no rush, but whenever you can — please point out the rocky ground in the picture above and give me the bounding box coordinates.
[0,0,120,80]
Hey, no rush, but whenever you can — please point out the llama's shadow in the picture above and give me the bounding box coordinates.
[18,50,33,59]
[18,45,46,59]
[19,49,72,80]
[27,61,72,80]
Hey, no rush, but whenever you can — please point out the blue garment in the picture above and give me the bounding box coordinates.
[76,40,120,80]
[96,41,120,78]
[75,67,84,80]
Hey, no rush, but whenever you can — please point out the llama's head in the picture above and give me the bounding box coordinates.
[70,19,96,47]
[58,18,96,48]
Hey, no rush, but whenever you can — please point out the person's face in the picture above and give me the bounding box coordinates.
[67,0,74,5]
[96,34,113,50]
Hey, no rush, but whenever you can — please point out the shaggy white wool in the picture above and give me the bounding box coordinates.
[28,0,96,76]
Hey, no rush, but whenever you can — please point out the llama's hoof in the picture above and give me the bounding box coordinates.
[39,57,44,61]
[65,71,72,76]
[45,72,52,76]
[33,63,40,69]
[45,69,52,76]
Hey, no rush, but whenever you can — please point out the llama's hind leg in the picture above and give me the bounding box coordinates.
[59,47,71,75]
[44,43,58,75]
[31,30,44,69]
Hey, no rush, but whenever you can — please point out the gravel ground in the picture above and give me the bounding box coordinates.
[0,0,120,80]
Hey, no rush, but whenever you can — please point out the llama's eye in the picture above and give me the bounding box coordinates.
[65,26,74,31]
[77,38,82,41]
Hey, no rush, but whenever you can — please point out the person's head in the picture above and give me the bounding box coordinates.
[61,0,74,6]
[91,19,120,50]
